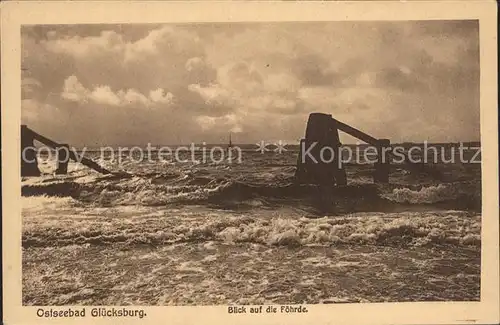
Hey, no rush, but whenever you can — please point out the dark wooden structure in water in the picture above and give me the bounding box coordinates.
[21,125,111,177]
[295,113,391,186]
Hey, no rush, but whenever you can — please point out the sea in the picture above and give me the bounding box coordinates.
[22,144,481,305]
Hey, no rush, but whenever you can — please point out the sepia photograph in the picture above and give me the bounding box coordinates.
[1,1,499,325]
[20,20,483,305]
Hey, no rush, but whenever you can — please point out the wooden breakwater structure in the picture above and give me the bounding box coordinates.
[294,113,433,186]
[21,125,111,177]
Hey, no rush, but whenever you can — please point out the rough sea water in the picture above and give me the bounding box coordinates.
[22,147,482,305]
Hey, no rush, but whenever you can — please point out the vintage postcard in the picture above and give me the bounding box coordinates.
[1,1,499,325]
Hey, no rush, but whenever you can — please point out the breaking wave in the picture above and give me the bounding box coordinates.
[384,184,456,204]
[22,152,482,305]
[22,210,481,249]
[22,172,481,212]
[381,182,481,210]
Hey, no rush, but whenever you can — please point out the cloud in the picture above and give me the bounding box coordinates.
[30,24,205,100]
[189,60,303,120]
[61,75,89,102]
[90,86,123,106]
[195,114,242,133]
[21,77,42,94]
[42,30,125,60]
[41,25,203,65]
[61,75,174,108]
[185,57,204,72]
[124,26,202,62]
[21,99,60,125]
[149,88,174,104]
[188,83,231,105]
[22,21,480,145]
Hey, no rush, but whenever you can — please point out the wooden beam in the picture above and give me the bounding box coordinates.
[25,126,112,175]
[333,118,380,146]
[329,118,442,180]
[27,127,61,149]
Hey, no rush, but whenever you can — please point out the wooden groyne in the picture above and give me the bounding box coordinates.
[21,125,111,177]
[294,113,435,186]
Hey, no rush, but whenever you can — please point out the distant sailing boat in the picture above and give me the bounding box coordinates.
[227,132,233,151]
[226,133,233,162]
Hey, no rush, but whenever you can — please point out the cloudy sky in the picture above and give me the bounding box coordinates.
[22,21,479,146]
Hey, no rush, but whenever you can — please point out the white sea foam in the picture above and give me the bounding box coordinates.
[383,184,456,204]
[22,195,76,213]
[22,207,481,248]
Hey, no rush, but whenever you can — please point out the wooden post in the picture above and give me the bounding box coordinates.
[374,138,390,183]
[295,139,307,182]
[55,144,69,175]
[21,125,41,177]
[330,119,347,186]
[294,113,347,186]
